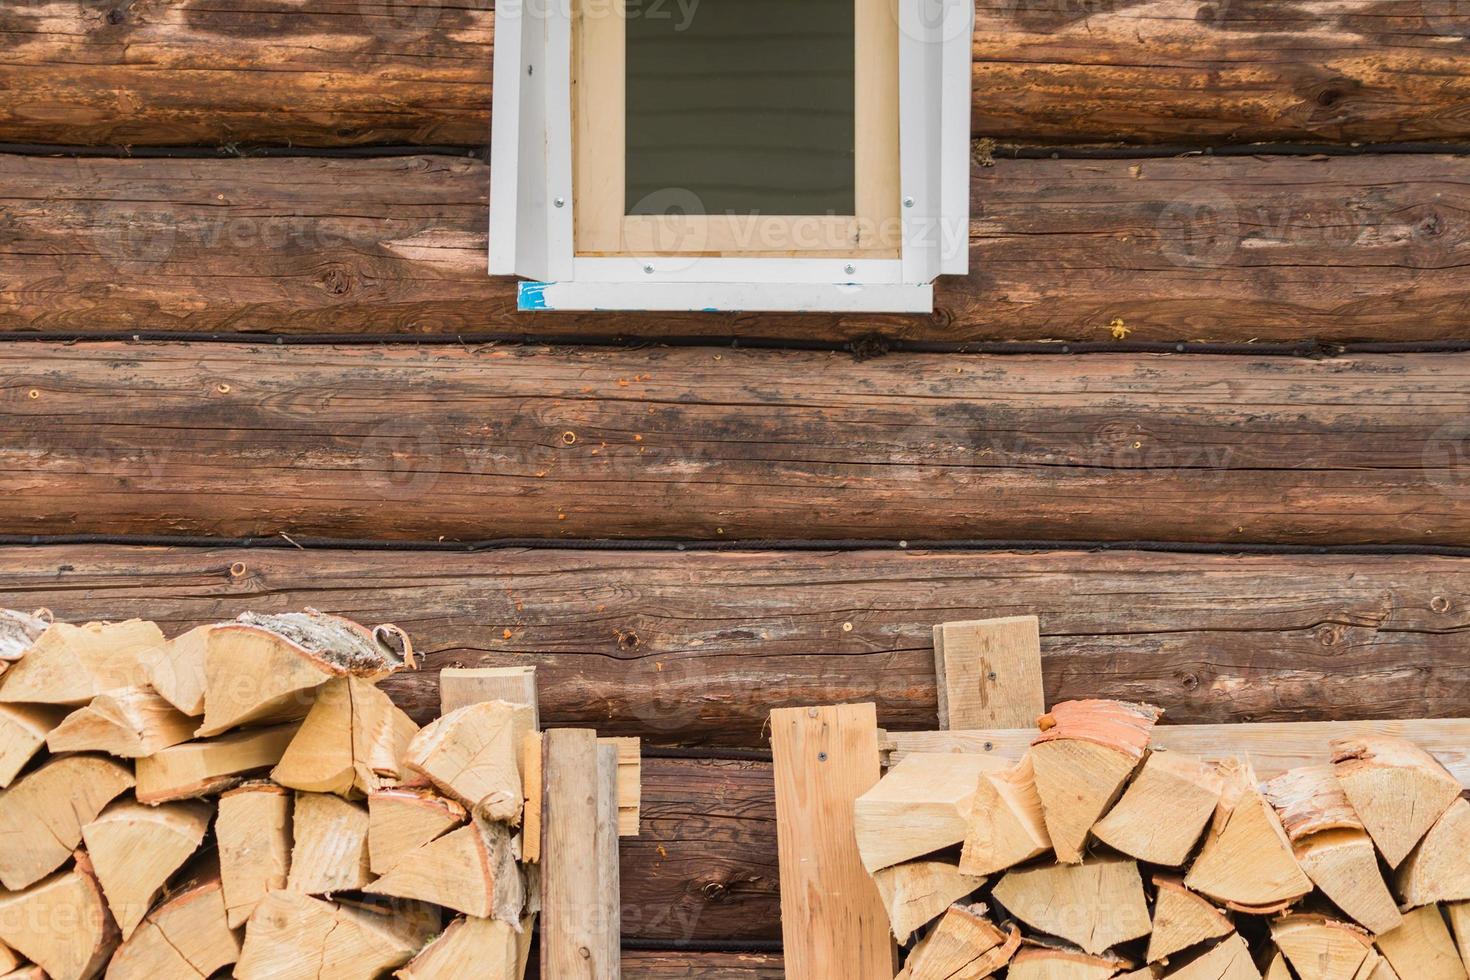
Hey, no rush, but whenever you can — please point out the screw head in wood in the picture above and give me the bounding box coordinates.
[903,196,915,208]
[553,197,565,208]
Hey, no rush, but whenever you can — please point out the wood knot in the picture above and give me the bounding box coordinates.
[1316,624,1344,647]
[228,561,247,578]
[1180,672,1201,692]
[1432,595,1452,614]
[106,7,126,25]
[617,630,640,651]
[319,268,351,295]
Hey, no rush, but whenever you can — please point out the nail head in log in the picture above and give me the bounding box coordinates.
[1030,699,1161,863]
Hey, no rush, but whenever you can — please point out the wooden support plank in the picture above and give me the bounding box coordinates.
[5,545,1470,747]
[5,343,1470,546]
[5,3,1470,147]
[439,667,539,727]
[933,616,1043,730]
[886,719,1470,785]
[4,154,1470,345]
[770,703,893,980]
[541,729,621,980]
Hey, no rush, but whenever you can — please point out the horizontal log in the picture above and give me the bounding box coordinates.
[4,2,1469,146]
[615,951,783,979]
[3,153,1467,344]
[1,546,1466,746]
[2,342,1468,544]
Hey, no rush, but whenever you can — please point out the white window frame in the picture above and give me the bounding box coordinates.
[489,0,973,314]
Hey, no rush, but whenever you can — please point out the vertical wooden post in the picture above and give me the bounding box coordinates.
[933,615,1045,729]
[541,728,621,980]
[771,702,894,980]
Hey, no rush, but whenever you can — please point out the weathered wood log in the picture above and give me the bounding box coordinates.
[286,792,373,895]
[16,344,1470,544]
[6,2,1470,147]
[106,871,242,980]
[872,861,984,945]
[991,856,1152,955]
[5,154,1470,345]
[0,754,134,889]
[217,781,292,928]
[5,548,1470,747]
[80,799,210,940]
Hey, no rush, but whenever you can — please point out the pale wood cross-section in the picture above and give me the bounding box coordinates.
[440,666,539,729]
[854,752,1009,872]
[46,686,195,758]
[957,754,1051,876]
[1093,750,1221,866]
[1397,797,1470,907]
[932,616,1045,730]
[106,872,242,980]
[1146,876,1234,964]
[541,729,621,980]
[1005,947,1123,980]
[1271,914,1375,980]
[1374,904,1467,980]
[872,860,984,944]
[896,904,1018,980]
[1167,934,1262,980]
[217,781,292,928]
[0,754,134,890]
[286,792,372,895]
[771,703,894,980]
[405,700,535,824]
[367,787,466,876]
[991,854,1152,955]
[81,799,210,940]
[395,914,531,979]
[0,702,63,787]
[1332,734,1463,869]
[234,890,438,980]
[272,675,418,796]
[366,817,524,923]
[0,853,118,980]
[0,618,163,707]
[1186,759,1312,912]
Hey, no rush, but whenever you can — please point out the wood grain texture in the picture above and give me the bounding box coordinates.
[933,616,1044,730]
[541,730,620,978]
[3,342,1469,544]
[4,2,1469,146]
[3,153,1467,343]
[613,951,783,979]
[1,546,1467,746]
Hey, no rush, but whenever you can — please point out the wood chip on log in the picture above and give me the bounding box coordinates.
[217,781,292,928]
[854,752,1007,873]
[0,852,118,980]
[1397,798,1470,907]
[286,792,372,895]
[235,891,439,980]
[957,753,1051,876]
[143,624,212,716]
[1030,700,1161,863]
[106,870,241,980]
[47,686,195,758]
[365,817,524,923]
[896,903,1018,980]
[367,787,467,876]
[0,619,163,706]
[1271,914,1375,980]
[80,799,209,940]
[404,700,535,824]
[1006,947,1125,979]
[992,854,1153,955]
[1093,751,1221,866]
[134,723,296,804]
[1185,759,1312,911]
[0,703,64,787]
[272,675,418,796]
[871,860,984,944]
[1332,735,1461,869]
[1374,904,1467,980]
[394,914,533,979]
[1147,876,1234,965]
[1164,934,1261,980]
[0,755,133,890]
[196,610,410,737]
[1265,764,1401,934]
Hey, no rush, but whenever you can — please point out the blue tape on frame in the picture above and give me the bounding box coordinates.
[518,282,554,311]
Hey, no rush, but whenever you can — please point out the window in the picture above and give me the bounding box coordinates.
[489,0,972,312]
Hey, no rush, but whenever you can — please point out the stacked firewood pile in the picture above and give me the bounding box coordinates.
[0,608,554,980]
[855,699,1470,979]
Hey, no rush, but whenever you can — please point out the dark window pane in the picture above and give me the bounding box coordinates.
[625,0,856,216]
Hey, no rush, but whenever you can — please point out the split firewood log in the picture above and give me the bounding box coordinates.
[366,816,525,924]
[871,860,984,944]
[0,702,65,786]
[286,792,373,895]
[105,870,241,980]
[235,891,439,980]
[196,610,413,737]
[0,943,16,974]
[896,904,1019,980]
[992,854,1152,955]
[1185,759,1312,911]
[1397,798,1470,907]
[1271,914,1375,980]
[1263,952,1291,980]
[0,619,163,706]
[0,755,133,889]
[80,799,209,940]
[1006,947,1124,979]
[217,781,292,928]
[1030,699,1162,863]
[854,753,1008,872]
[957,754,1051,876]
[134,723,297,803]
[142,624,212,716]
[1093,751,1221,866]
[0,967,47,980]
[1264,765,1401,934]
[1353,953,1402,980]
[0,608,50,669]
[0,852,118,980]
[1332,735,1462,869]
[402,700,535,824]
[1449,902,1470,970]
[1165,935,1261,980]
[47,686,195,758]
[1119,967,1164,980]
[395,915,532,979]
[368,787,467,875]
[1374,905,1467,980]
[272,676,419,796]
[1147,876,1234,965]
